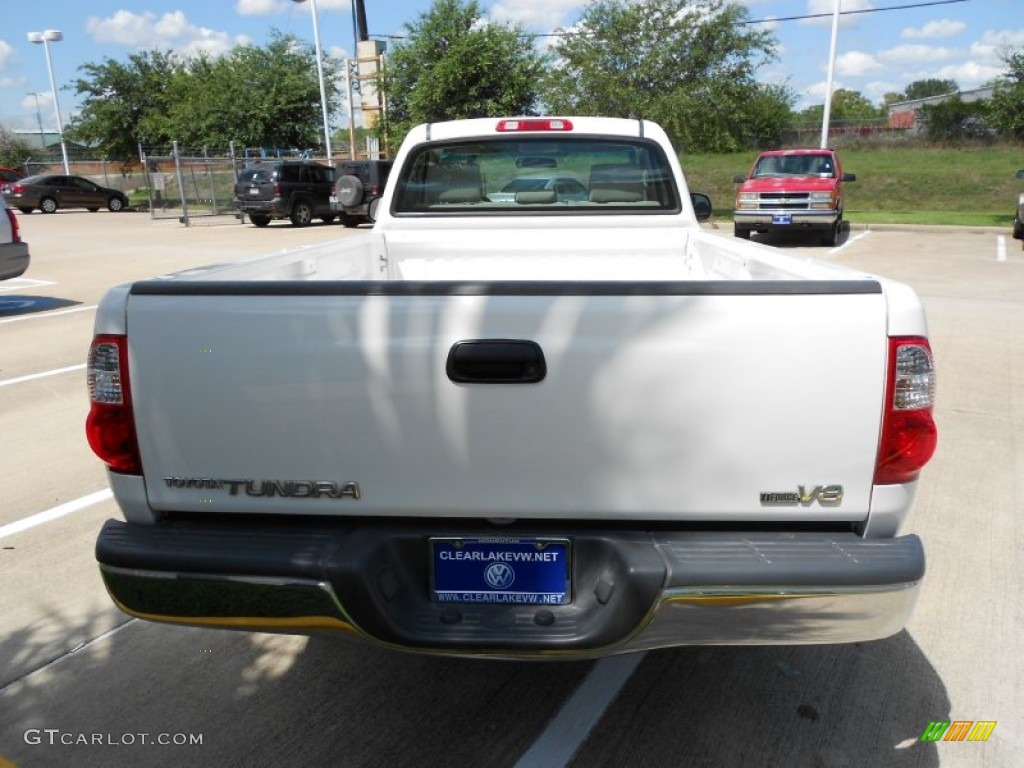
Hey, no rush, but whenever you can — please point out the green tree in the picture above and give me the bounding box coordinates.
[986,49,1024,139]
[65,34,339,163]
[541,0,791,152]
[829,89,884,121]
[918,96,989,143]
[381,0,545,149]
[0,125,34,169]
[162,34,341,151]
[902,78,959,101]
[66,50,183,163]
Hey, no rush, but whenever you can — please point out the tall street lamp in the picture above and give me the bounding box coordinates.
[27,29,71,174]
[291,0,333,163]
[27,92,46,150]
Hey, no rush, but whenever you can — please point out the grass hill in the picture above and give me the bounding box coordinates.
[679,144,1024,227]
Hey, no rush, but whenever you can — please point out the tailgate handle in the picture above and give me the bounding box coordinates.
[446,340,546,384]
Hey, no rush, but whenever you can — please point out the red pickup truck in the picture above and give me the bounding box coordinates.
[733,148,855,246]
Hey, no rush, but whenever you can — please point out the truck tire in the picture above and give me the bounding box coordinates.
[821,220,839,247]
[336,176,364,208]
[290,200,313,227]
[733,224,750,240]
[339,213,360,228]
[249,214,271,227]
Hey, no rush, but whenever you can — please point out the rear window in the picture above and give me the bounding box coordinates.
[392,137,679,215]
[238,168,273,183]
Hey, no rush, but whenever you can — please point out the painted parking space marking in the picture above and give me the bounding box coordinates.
[996,236,1006,262]
[514,652,645,768]
[0,489,113,541]
[0,363,86,389]
[0,304,96,324]
[0,277,54,293]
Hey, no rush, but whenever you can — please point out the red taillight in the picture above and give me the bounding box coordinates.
[11,184,25,195]
[86,335,142,475]
[496,119,573,132]
[274,183,283,196]
[874,337,937,485]
[370,185,380,196]
[5,206,19,243]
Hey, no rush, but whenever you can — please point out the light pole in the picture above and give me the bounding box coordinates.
[820,0,842,149]
[27,30,71,174]
[27,92,46,150]
[291,0,333,163]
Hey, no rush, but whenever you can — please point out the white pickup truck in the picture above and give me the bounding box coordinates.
[88,117,937,658]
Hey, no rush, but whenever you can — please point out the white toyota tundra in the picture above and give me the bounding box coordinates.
[88,117,937,659]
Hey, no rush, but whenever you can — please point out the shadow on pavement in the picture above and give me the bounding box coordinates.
[0,599,948,768]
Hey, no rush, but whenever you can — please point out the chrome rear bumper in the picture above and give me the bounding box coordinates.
[97,519,923,659]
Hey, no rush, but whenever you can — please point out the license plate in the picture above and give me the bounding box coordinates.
[430,537,570,605]
[772,213,792,225]
[329,195,338,204]
[249,187,260,195]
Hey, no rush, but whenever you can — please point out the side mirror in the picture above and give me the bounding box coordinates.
[842,173,857,182]
[690,192,712,222]
[367,196,381,223]
[732,174,747,184]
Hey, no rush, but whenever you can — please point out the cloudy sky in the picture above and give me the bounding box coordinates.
[1,0,1020,134]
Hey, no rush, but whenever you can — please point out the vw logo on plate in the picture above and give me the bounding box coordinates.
[484,562,515,590]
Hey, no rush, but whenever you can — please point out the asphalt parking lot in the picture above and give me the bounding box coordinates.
[1,210,1021,767]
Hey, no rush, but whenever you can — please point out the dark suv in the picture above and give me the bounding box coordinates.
[332,160,393,227]
[234,160,335,227]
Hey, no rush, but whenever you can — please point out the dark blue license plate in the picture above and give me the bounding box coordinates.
[772,213,793,225]
[430,537,570,605]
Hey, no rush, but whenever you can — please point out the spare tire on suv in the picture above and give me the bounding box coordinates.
[332,160,393,227]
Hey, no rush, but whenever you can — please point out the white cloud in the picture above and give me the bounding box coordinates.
[901,19,966,39]
[0,40,16,72]
[236,0,281,14]
[236,0,351,15]
[835,51,883,77]
[911,60,1007,90]
[85,11,247,57]
[863,80,904,103]
[878,45,960,66]
[804,79,844,102]
[800,0,874,28]
[489,0,588,30]
[21,91,55,113]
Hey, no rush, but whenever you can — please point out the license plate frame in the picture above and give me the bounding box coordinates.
[430,537,570,605]
[772,213,793,225]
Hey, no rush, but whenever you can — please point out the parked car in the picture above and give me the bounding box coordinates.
[0,196,30,280]
[486,174,590,203]
[0,166,25,194]
[233,160,335,227]
[2,174,129,214]
[1013,169,1024,246]
[332,159,393,226]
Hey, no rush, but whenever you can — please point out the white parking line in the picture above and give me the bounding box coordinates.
[996,236,1007,262]
[0,277,54,293]
[829,229,871,255]
[0,363,86,388]
[514,652,645,768]
[0,304,97,324]
[0,489,113,541]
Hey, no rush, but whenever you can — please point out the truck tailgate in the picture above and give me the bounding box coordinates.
[127,280,886,522]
